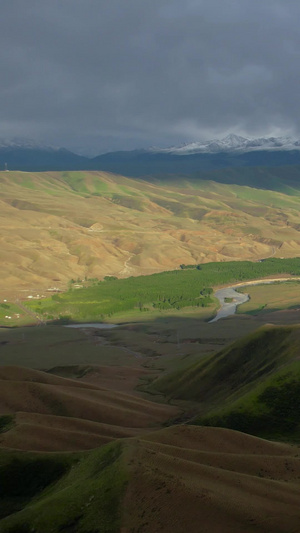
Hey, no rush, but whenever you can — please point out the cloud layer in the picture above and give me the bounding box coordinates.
[1,1,300,153]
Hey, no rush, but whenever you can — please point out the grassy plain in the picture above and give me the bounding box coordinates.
[0,325,142,369]
[0,302,34,327]
[237,280,300,315]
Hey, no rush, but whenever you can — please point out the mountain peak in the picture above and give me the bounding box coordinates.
[223,133,248,142]
[217,134,249,149]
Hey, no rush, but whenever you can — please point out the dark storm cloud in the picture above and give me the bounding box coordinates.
[1,0,300,153]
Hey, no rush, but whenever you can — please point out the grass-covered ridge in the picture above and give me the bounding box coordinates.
[152,324,300,441]
[200,369,300,440]
[152,325,293,402]
[25,257,300,321]
[0,441,127,533]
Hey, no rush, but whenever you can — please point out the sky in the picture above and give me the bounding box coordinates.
[1,0,300,155]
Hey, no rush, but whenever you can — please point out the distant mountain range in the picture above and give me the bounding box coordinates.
[2,134,300,176]
[149,133,300,155]
[0,138,87,171]
[0,138,62,151]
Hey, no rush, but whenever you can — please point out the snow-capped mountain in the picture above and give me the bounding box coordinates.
[0,138,65,151]
[2,134,300,174]
[150,134,300,155]
[0,138,88,171]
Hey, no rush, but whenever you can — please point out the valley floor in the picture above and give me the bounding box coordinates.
[1,280,300,531]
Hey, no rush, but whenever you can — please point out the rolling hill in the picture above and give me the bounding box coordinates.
[1,169,300,298]
[0,366,178,452]
[1,425,300,532]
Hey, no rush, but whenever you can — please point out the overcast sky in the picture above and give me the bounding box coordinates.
[1,0,300,154]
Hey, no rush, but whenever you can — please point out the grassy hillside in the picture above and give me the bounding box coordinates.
[154,164,300,191]
[1,170,300,299]
[0,441,127,532]
[152,324,300,441]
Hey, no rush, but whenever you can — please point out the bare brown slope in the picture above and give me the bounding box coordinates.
[47,364,153,395]
[0,366,178,451]
[122,425,300,533]
[0,365,99,389]
[0,412,146,452]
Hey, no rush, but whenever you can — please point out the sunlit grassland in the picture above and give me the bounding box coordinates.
[229,184,300,209]
[0,302,34,327]
[237,281,300,315]
[103,304,215,324]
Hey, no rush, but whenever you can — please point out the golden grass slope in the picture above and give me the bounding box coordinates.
[1,170,300,297]
[0,366,178,451]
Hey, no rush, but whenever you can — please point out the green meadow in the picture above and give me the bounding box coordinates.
[24,257,300,322]
[237,280,300,315]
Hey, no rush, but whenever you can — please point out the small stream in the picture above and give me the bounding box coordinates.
[65,323,118,329]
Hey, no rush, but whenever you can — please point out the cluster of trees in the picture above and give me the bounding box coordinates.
[181,257,300,282]
[180,264,202,270]
[153,292,213,311]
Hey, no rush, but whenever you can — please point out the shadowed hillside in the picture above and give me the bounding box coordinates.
[152,324,300,440]
[90,148,300,178]
[0,366,178,452]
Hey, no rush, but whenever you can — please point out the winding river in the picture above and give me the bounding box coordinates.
[209,277,300,323]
